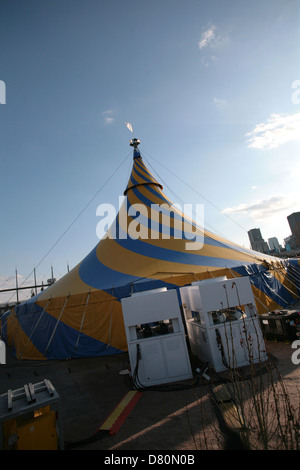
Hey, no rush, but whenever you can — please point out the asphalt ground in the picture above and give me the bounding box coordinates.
[0,338,299,458]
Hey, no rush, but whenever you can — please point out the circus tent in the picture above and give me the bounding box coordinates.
[2,138,300,360]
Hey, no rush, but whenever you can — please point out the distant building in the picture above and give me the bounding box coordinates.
[284,236,292,251]
[284,235,297,251]
[287,212,300,248]
[268,237,280,253]
[248,228,269,254]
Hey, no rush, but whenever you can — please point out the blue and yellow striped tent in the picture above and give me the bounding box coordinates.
[2,139,300,360]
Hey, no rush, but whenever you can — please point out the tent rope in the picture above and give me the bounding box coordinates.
[18,297,52,359]
[227,267,271,313]
[271,264,300,301]
[286,262,300,283]
[44,294,70,355]
[107,287,114,348]
[141,151,267,266]
[5,150,132,304]
[141,148,249,235]
[74,291,91,352]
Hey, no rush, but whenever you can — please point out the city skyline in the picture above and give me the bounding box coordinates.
[248,210,300,254]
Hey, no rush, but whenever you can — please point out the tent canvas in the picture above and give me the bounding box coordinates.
[2,139,300,360]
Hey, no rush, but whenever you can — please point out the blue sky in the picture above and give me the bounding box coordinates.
[1,0,299,302]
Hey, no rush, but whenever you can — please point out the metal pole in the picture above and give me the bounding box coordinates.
[15,269,19,303]
[34,267,37,296]
[0,284,48,293]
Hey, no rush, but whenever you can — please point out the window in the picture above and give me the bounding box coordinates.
[135,320,174,339]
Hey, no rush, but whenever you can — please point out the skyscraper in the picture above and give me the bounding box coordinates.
[248,228,269,254]
[268,237,280,253]
[287,212,300,248]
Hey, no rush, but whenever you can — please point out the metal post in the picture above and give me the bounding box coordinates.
[15,269,19,304]
[34,267,37,296]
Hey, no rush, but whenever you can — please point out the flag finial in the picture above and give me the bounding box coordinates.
[125,122,133,133]
[129,138,141,159]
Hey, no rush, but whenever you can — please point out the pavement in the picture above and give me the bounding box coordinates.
[0,338,299,453]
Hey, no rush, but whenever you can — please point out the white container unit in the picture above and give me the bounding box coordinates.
[0,340,6,365]
[121,289,192,387]
[180,277,267,372]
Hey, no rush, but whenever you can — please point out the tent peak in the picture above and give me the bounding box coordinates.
[130,138,141,159]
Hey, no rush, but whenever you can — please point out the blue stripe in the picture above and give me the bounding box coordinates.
[129,185,199,227]
[131,163,267,260]
[114,216,253,268]
[128,186,257,255]
[78,243,180,296]
[232,265,297,307]
[127,173,165,202]
[14,301,124,359]
[79,245,141,289]
[132,163,159,186]
[125,192,202,240]
[134,158,154,177]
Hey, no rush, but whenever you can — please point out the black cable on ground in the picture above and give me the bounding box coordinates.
[128,343,202,392]
[63,430,108,450]
[127,347,278,393]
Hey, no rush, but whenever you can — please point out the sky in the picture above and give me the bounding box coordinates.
[0,0,299,303]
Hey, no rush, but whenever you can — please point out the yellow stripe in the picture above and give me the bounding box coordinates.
[38,264,92,300]
[100,391,138,430]
[131,166,157,186]
[134,158,159,182]
[126,185,271,259]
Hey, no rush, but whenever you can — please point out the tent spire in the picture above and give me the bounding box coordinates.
[130,138,141,159]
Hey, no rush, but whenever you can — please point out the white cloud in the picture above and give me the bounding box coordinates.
[213,97,227,108]
[223,195,293,221]
[102,109,115,125]
[104,116,114,124]
[198,25,216,50]
[0,274,28,290]
[246,112,300,149]
[223,194,299,246]
[0,274,34,304]
[198,25,229,66]
[0,275,14,290]
[198,25,229,51]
